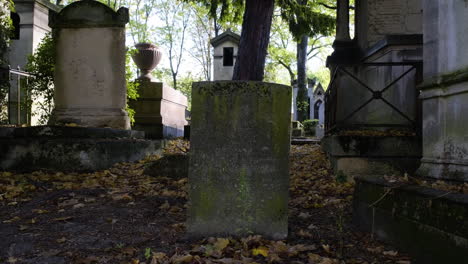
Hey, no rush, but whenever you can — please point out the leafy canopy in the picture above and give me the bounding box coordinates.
[181,0,335,41]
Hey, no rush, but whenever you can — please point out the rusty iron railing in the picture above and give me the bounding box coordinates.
[0,66,35,125]
[325,61,423,135]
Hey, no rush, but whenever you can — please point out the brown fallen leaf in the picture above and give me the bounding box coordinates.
[53,216,73,222]
[56,237,67,243]
[383,250,398,257]
[171,254,193,264]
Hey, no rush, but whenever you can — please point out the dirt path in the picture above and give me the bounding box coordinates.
[0,140,411,264]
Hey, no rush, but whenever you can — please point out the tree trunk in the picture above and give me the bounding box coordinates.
[232,0,274,81]
[296,34,309,122]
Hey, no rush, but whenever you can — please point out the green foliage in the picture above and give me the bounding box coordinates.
[308,68,330,89]
[126,48,140,125]
[181,0,244,26]
[178,72,199,111]
[278,0,335,41]
[144,247,152,260]
[26,33,55,124]
[0,0,13,65]
[0,0,14,123]
[303,119,318,135]
[296,100,309,112]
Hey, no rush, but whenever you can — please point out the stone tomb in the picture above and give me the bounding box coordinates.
[188,81,291,239]
[130,81,187,139]
[0,1,164,171]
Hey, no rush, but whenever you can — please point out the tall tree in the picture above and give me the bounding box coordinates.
[280,0,334,121]
[233,0,275,80]
[182,0,335,82]
[155,0,192,89]
[187,4,214,81]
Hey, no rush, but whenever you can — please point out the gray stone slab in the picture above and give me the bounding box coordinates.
[0,126,164,172]
[353,176,468,263]
[188,81,291,239]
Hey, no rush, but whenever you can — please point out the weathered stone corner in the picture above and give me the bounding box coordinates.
[49,0,129,28]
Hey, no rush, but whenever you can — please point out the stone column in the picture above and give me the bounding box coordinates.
[188,81,291,239]
[48,0,130,129]
[336,0,351,42]
[418,0,468,181]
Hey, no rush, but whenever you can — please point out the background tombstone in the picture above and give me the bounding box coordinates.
[210,30,240,81]
[188,81,291,239]
[48,0,130,129]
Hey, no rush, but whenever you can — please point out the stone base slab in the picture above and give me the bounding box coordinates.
[353,176,468,263]
[50,108,130,130]
[322,135,421,177]
[0,126,164,172]
[418,159,468,182]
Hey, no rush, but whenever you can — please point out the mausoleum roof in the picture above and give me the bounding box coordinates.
[210,29,240,47]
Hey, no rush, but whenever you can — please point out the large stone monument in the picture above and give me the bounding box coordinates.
[0,1,165,172]
[417,0,468,181]
[323,0,423,177]
[188,81,291,239]
[48,0,130,129]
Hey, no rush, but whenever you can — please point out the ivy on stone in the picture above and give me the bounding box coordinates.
[0,0,14,123]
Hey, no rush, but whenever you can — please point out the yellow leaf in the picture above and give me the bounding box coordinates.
[32,209,48,214]
[56,237,67,243]
[214,238,230,252]
[252,246,268,257]
[3,216,21,223]
[322,244,331,253]
[172,254,193,264]
[65,123,78,127]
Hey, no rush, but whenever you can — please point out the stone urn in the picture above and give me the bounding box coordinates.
[131,43,162,81]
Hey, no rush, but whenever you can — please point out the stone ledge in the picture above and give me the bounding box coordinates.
[353,177,468,263]
[322,135,421,157]
[0,126,164,172]
[0,126,144,139]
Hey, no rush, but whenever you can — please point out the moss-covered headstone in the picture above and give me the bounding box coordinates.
[188,81,291,239]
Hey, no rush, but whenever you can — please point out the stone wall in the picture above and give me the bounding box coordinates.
[418,0,468,181]
[357,0,422,49]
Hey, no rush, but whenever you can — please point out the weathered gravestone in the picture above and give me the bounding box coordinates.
[49,0,130,129]
[188,81,291,239]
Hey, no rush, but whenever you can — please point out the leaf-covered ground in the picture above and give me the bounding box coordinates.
[0,140,412,264]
